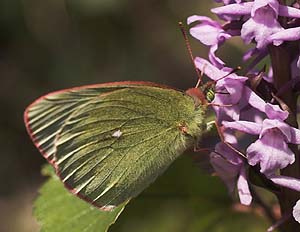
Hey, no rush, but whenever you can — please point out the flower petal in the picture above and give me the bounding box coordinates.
[260,119,292,141]
[293,200,300,223]
[222,129,238,144]
[244,86,288,120]
[279,4,300,18]
[187,15,220,26]
[222,75,247,104]
[211,2,253,16]
[210,142,244,193]
[194,57,226,80]
[269,27,300,46]
[240,107,264,124]
[290,127,300,144]
[252,0,279,18]
[209,44,226,68]
[237,166,252,205]
[210,153,240,193]
[222,120,262,134]
[215,141,242,165]
[247,134,295,176]
[270,175,300,192]
[243,86,266,112]
[265,104,289,121]
[213,93,240,122]
[189,20,224,46]
[241,17,282,49]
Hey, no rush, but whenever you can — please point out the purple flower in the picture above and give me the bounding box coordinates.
[210,139,252,205]
[194,57,288,121]
[241,0,283,49]
[223,119,300,176]
[187,0,300,227]
[211,0,300,50]
[222,119,300,194]
[187,16,233,68]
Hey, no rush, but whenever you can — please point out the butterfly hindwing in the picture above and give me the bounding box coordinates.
[25,82,206,209]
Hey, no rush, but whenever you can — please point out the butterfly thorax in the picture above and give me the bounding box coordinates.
[184,87,208,142]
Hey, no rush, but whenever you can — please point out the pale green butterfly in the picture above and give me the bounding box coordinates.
[24,81,212,211]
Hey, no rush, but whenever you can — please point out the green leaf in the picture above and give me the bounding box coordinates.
[34,165,126,232]
[25,82,207,209]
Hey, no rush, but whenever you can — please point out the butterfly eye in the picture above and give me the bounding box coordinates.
[206,89,215,102]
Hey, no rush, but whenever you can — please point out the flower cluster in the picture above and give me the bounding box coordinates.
[188,0,300,226]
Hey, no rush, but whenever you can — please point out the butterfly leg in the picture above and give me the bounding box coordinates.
[213,120,247,159]
[193,146,211,153]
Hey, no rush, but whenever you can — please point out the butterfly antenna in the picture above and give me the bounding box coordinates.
[178,22,203,87]
[215,66,242,83]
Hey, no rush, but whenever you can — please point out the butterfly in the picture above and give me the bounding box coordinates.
[24,80,212,211]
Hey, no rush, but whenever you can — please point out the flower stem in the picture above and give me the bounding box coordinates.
[269,44,300,231]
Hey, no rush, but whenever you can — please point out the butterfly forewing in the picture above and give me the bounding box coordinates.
[25,82,206,209]
[25,84,131,162]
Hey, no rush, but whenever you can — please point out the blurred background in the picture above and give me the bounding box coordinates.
[0,0,270,231]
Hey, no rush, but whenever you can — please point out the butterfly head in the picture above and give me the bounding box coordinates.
[201,82,215,103]
[186,81,216,107]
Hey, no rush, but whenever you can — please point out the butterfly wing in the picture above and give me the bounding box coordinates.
[25,82,206,210]
[25,82,155,162]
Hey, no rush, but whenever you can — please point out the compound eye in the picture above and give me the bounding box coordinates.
[207,90,215,102]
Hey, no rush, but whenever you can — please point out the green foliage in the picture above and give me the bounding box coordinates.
[34,165,126,232]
